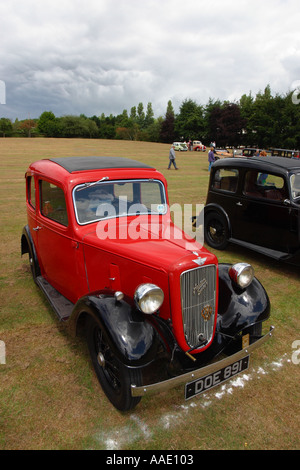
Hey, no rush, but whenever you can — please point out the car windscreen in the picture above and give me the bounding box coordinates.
[73,179,167,224]
[290,173,300,200]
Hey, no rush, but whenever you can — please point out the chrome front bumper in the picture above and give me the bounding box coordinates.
[131,325,274,397]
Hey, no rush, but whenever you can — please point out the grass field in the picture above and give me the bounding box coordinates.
[0,138,299,450]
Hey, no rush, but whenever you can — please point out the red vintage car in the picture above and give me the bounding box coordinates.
[192,141,206,151]
[21,156,273,411]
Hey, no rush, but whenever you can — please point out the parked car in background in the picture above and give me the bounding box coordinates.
[240,148,272,157]
[269,148,300,158]
[193,141,206,151]
[203,156,300,265]
[173,142,188,151]
[21,156,273,411]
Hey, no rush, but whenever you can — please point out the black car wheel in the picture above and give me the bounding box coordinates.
[27,245,40,281]
[86,316,142,411]
[204,211,229,250]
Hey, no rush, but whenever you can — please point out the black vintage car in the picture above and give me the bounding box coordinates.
[203,156,300,265]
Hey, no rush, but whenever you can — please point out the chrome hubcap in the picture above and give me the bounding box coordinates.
[97,352,105,367]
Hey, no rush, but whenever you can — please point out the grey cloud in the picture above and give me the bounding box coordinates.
[1,0,300,120]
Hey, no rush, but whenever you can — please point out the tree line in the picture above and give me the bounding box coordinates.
[1,85,300,149]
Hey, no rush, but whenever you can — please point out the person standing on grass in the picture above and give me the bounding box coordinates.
[208,146,215,171]
[168,144,178,170]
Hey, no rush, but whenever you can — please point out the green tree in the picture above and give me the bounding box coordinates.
[145,102,154,128]
[159,100,175,143]
[239,93,254,143]
[248,86,283,147]
[38,111,62,137]
[146,117,163,142]
[59,115,98,138]
[175,99,204,141]
[130,106,137,121]
[277,92,300,149]
[116,109,130,128]
[0,117,13,137]
[203,98,222,143]
[97,113,116,139]
[137,102,145,128]
[85,118,99,138]
[219,103,247,146]
[203,98,222,144]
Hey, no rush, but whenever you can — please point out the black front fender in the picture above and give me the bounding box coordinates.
[191,263,271,365]
[217,263,270,335]
[69,294,163,367]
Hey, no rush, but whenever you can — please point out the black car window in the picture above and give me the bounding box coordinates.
[40,180,68,226]
[212,168,239,193]
[290,173,300,200]
[27,176,36,209]
[243,170,287,201]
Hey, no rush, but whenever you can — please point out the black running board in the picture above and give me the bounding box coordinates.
[36,276,74,321]
[230,238,288,260]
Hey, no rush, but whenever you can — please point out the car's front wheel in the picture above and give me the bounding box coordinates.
[204,211,229,250]
[86,316,142,411]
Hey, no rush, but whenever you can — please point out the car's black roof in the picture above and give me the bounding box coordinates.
[50,156,153,173]
[214,156,300,172]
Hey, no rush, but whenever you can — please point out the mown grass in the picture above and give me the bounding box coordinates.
[0,138,299,450]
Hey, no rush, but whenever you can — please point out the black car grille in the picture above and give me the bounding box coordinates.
[180,265,217,349]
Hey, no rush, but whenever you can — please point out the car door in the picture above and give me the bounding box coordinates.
[26,173,38,248]
[208,166,240,221]
[233,169,294,253]
[36,178,88,303]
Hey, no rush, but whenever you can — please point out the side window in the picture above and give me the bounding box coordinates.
[40,180,68,226]
[27,176,36,209]
[290,173,300,199]
[212,168,239,193]
[243,170,287,201]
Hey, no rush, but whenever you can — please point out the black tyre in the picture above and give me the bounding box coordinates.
[86,316,142,411]
[25,239,40,281]
[204,211,229,250]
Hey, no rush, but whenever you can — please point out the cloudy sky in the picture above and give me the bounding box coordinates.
[1,0,300,120]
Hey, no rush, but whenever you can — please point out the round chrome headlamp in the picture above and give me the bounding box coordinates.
[229,263,254,289]
[134,283,164,314]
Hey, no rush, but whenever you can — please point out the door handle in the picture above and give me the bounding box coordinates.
[236,202,243,206]
[33,226,42,231]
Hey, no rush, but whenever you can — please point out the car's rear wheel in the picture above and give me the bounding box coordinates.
[86,316,142,411]
[24,239,40,281]
[204,211,229,250]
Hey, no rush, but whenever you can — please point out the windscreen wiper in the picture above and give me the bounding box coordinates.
[76,176,109,191]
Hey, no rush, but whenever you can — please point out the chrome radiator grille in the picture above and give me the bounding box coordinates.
[180,265,217,349]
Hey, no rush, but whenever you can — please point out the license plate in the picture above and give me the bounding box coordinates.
[185,356,250,400]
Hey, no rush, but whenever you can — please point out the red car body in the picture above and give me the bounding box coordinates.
[193,141,206,151]
[21,156,273,411]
